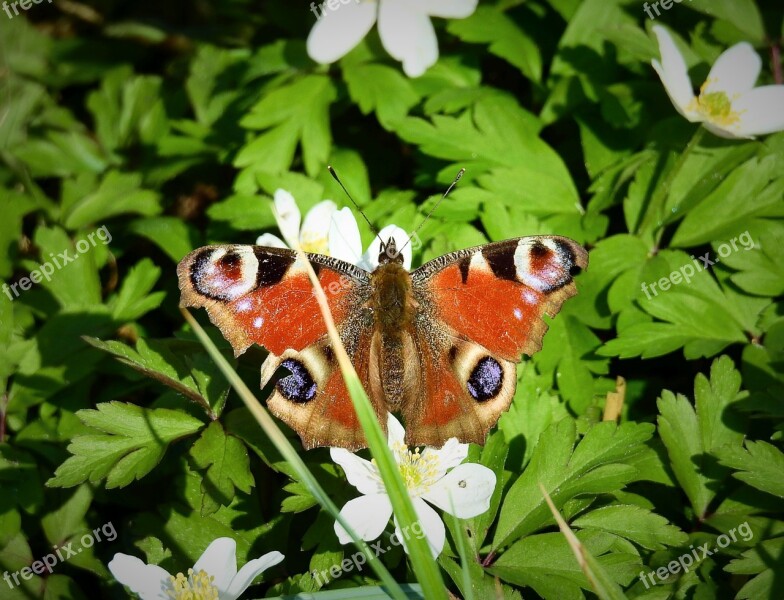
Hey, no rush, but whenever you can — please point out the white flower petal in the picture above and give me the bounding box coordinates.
[731,85,784,137]
[334,494,393,544]
[422,463,496,518]
[273,189,302,249]
[108,554,172,600]
[421,437,468,480]
[704,42,761,97]
[193,538,237,592]
[255,233,288,248]
[223,551,284,600]
[386,413,406,448]
[307,0,378,65]
[702,121,746,139]
[651,25,699,121]
[378,0,439,77]
[393,497,445,558]
[418,0,478,18]
[329,207,364,265]
[331,447,383,495]
[300,200,338,251]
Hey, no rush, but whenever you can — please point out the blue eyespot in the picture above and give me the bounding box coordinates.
[466,357,503,401]
[278,359,317,403]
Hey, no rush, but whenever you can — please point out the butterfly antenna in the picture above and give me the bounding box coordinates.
[328,165,380,239]
[399,168,465,254]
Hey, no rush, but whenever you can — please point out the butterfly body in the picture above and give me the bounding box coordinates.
[178,235,587,450]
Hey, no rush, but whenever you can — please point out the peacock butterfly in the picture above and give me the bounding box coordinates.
[177,227,587,451]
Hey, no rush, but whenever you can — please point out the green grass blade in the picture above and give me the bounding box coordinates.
[539,483,629,600]
[181,308,409,600]
[262,583,425,600]
[448,509,474,600]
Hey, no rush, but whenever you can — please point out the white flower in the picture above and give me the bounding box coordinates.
[330,414,496,557]
[108,537,283,600]
[651,25,784,139]
[256,189,340,255]
[258,189,414,270]
[307,0,478,78]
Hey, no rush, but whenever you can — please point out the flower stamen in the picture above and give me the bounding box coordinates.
[167,568,219,600]
[392,442,440,494]
[690,80,742,127]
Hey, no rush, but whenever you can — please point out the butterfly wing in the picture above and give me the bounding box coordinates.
[403,236,588,446]
[178,245,385,449]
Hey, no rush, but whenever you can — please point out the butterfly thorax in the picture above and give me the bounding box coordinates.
[370,262,416,336]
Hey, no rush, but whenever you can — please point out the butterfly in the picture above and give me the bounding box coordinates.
[178,232,587,450]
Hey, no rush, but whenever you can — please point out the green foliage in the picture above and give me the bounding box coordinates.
[2,1,783,598]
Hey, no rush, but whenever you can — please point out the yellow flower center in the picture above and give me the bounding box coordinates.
[299,233,330,255]
[690,81,742,127]
[167,569,219,600]
[392,442,440,495]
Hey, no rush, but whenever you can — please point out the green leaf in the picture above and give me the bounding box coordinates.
[657,356,745,517]
[492,419,654,550]
[535,315,608,413]
[62,170,162,229]
[498,363,569,471]
[238,75,337,176]
[714,441,784,499]
[128,217,199,263]
[344,63,420,129]
[30,226,103,309]
[726,538,784,600]
[572,505,687,551]
[686,0,765,43]
[47,402,203,489]
[601,250,750,359]
[84,337,231,415]
[109,258,165,322]
[723,223,784,297]
[190,421,254,515]
[671,155,782,247]
[489,531,637,599]
[448,7,542,82]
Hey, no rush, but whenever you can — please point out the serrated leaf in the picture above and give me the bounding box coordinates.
[237,75,337,176]
[47,402,203,489]
[657,356,745,517]
[493,419,654,550]
[714,441,784,499]
[448,7,542,82]
[62,170,161,229]
[109,258,165,321]
[572,505,687,550]
[190,421,254,515]
[489,531,637,599]
[84,337,231,415]
[344,63,420,129]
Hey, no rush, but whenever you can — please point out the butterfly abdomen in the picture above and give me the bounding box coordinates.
[368,262,419,409]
